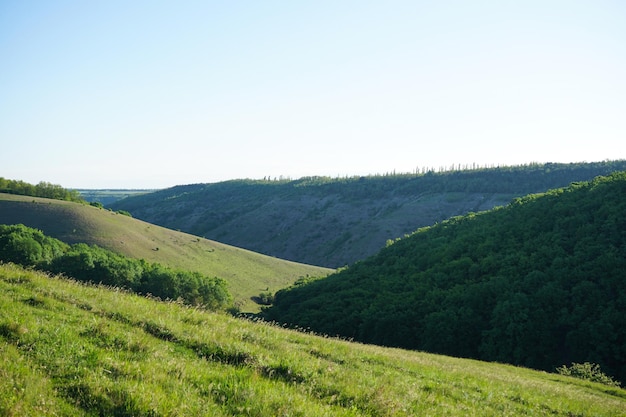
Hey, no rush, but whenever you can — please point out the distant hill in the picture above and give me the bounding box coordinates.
[76,189,156,205]
[0,193,331,311]
[263,172,626,383]
[1,263,624,416]
[109,161,626,267]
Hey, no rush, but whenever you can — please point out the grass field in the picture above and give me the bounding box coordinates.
[0,193,332,311]
[1,263,624,416]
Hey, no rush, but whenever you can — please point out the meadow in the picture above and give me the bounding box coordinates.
[1,263,624,416]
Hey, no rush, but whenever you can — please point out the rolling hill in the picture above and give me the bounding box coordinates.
[76,189,155,206]
[109,160,626,267]
[1,263,624,416]
[0,193,331,311]
[263,172,626,383]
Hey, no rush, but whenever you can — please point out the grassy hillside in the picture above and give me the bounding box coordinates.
[1,263,624,416]
[109,161,626,267]
[264,172,626,383]
[0,194,331,311]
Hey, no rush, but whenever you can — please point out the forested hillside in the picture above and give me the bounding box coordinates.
[263,172,626,383]
[110,161,626,267]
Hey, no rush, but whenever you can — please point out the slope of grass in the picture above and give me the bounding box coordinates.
[0,194,332,311]
[1,263,624,416]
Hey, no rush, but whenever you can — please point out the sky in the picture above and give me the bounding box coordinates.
[1,1,625,189]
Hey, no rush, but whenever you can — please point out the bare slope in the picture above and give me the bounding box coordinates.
[0,193,332,311]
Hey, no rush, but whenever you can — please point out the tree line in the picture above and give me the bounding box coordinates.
[0,178,84,203]
[0,224,232,310]
[263,172,626,384]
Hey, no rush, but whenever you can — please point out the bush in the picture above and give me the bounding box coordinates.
[254,291,275,305]
[0,224,68,266]
[0,177,84,202]
[556,362,621,387]
[0,224,232,310]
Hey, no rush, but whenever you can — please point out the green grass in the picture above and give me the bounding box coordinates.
[0,193,332,311]
[1,263,624,416]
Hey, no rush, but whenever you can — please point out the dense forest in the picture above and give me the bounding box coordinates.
[0,177,84,203]
[110,161,626,267]
[263,172,626,383]
[0,224,232,310]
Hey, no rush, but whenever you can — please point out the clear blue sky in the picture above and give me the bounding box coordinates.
[1,1,625,189]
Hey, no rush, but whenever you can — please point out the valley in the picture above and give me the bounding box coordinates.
[109,161,626,267]
[1,163,626,415]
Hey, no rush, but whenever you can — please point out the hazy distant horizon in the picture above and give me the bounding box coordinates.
[62,159,624,190]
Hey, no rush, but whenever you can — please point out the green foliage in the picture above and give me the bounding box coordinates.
[1,263,624,416]
[0,224,232,310]
[0,224,68,266]
[48,243,144,289]
[557,363,622,387]
[138,263,232,309]
[264,172,626,384]
[0,177,84,202]
[253,291,275,305]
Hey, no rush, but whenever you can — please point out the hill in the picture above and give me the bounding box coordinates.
[263,172,626,383]
[0,194,331,311]
[1,263,624,416]
[109,160,626,267]
[76,189,156,206]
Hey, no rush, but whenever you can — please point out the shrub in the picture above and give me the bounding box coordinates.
[0,225,232,310]
[556,362,621,387]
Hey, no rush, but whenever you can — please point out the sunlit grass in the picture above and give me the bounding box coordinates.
[1,263,624,416]
[0,193,333,311]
